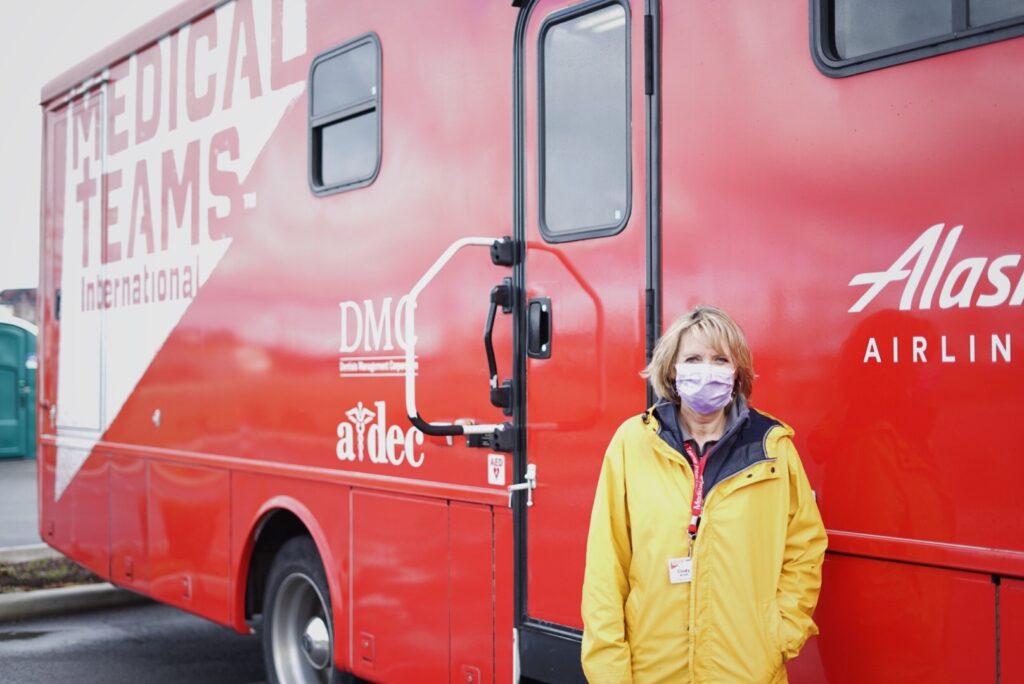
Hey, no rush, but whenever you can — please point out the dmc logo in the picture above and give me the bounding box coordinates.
[339,296,412,353]
[336,401,425,468]
[338,297,417,378]
[848,223,1024,313]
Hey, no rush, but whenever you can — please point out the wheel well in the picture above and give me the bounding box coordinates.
[245,509,311,619]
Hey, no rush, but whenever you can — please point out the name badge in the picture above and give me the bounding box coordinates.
[668,557,693,584]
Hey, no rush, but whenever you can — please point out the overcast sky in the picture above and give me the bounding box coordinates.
[0,1,174,292]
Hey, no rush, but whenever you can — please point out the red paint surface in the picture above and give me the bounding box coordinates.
[1002,579,1024,683]
[351,491,449,682]
[38,444,110,579]
[148,461,230,623]
[494,508,514,684]
[450,503,495,684]
[109,454,149,590]
[810,555,995,683]
[661,0,1024,555]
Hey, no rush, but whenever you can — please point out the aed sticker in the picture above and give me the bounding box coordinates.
[668,557,693,584]
[488,454,506,486]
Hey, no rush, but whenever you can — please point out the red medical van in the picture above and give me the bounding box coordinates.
[38,0,1024,681]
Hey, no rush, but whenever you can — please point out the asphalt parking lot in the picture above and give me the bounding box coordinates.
[0,601,265,684]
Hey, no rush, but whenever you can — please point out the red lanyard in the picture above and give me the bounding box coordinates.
[682,442,708,539]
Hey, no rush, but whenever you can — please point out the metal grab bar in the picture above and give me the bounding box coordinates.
[404,236,511,438]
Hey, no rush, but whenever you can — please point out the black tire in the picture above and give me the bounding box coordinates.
[261,536,339,684]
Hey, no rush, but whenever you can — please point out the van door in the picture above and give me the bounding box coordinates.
[41,86,109,456]
[513,1,655,679]
[42,87,107,501]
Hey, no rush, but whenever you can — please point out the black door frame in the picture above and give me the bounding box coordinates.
[510,0,661,680]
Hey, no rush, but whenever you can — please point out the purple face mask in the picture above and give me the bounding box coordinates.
[674,363,735,415]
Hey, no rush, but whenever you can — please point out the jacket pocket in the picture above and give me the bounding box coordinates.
[624,587,640,640]
[759,599,785,671]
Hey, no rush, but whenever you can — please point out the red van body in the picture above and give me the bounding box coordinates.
[38,1,1024,681]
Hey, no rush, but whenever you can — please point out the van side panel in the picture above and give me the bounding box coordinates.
[40,0,514,647]
[660,1,1024,680]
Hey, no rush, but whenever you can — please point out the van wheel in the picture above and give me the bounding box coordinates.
[262,536,336,684]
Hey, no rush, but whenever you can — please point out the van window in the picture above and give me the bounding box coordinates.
[971,0,1024,25]
[539,2,630,241]
[834,0,951,59]
[309,35,381,195]
[815,0,1024,76]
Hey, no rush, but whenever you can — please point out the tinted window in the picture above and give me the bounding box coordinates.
[971,0,1024,25]
[311,43,377,117]
[309,35,381,194]
[319,112,379,188]
[817,0,1024,75]
[540,3,629,239]
[834,0,951,59]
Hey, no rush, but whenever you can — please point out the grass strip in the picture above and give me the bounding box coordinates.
[0,558,101,594]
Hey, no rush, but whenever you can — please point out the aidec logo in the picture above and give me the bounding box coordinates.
[336,401,425,468]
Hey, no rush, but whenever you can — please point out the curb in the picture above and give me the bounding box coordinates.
[0,582,151,623]
[0,544,62,564]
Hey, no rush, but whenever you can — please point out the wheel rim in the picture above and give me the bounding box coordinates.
[271,572,332,684]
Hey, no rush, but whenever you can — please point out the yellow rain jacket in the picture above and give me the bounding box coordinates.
[581,403,827,683]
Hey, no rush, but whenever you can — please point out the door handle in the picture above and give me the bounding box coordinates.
[485,279,513,415]
[527,298,552,359]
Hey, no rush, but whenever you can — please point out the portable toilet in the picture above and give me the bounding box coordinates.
[0,314,37,459]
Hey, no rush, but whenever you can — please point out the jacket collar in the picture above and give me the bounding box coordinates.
[642,397,782,496]
[650,395,751,457]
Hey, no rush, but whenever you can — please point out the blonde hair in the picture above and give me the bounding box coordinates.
[642,305,755,403]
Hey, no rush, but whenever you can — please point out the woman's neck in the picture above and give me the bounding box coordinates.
[678,403,727,449]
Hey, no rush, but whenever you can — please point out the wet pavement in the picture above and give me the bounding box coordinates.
[0,602,265,683]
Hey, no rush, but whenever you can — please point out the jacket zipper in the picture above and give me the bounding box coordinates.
[689,517,701,683]
[687,467,714,684]
[654,411,777,683]
[688,459,775,683]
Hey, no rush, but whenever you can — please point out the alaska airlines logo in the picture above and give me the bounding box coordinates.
[848,223,1024,313]
[848,224,1014,365]
[336,401,425,468]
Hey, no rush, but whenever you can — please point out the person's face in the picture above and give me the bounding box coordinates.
[674,331,733,371]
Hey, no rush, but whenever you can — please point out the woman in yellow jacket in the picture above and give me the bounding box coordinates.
[581,305,827,683]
